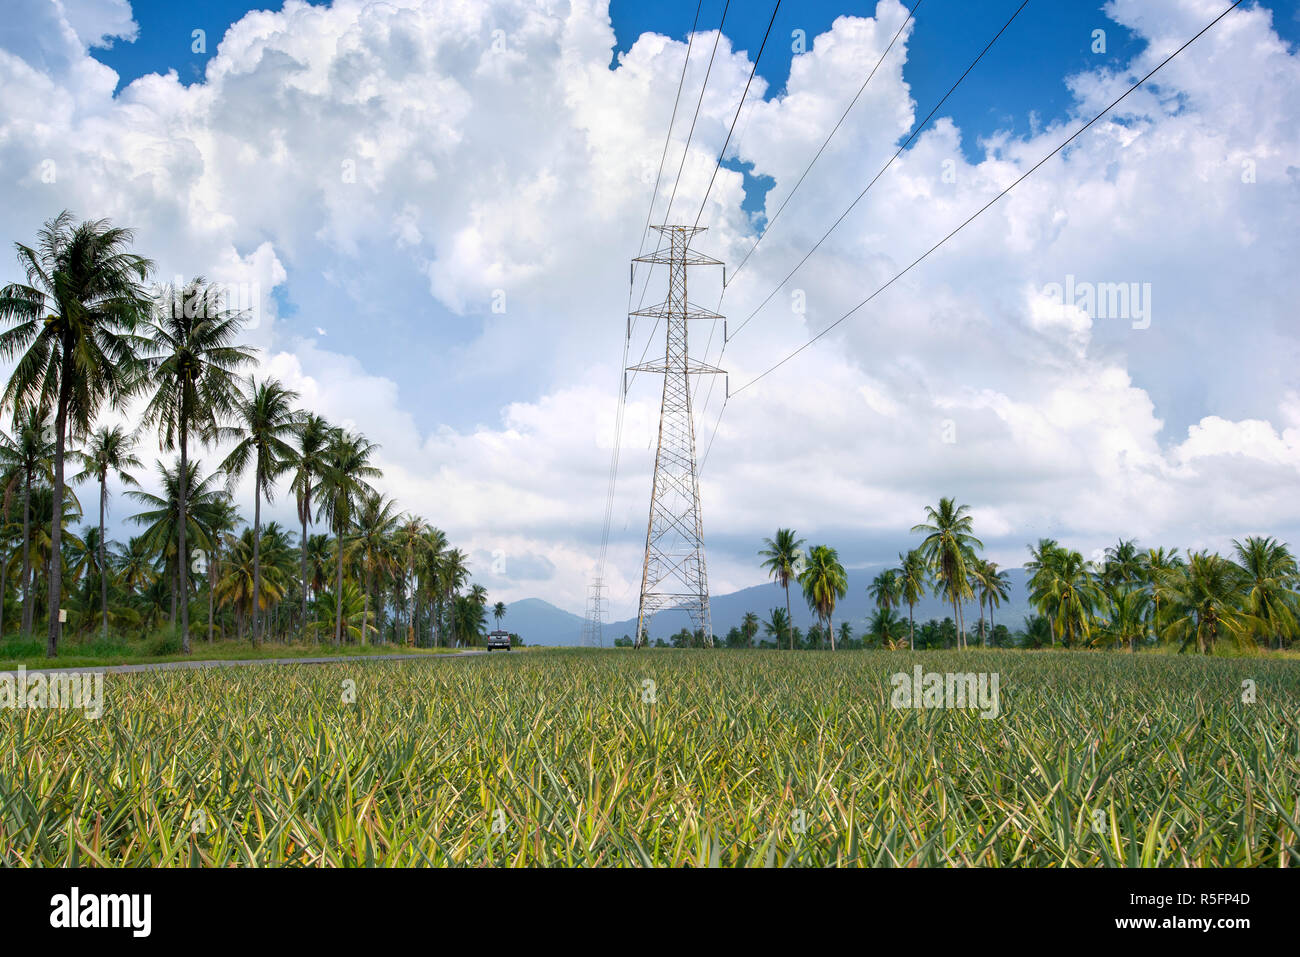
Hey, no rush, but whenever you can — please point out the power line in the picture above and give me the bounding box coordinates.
[597,4,709,575]
[627,0,734,392]
[692,0,782,230]
[726,0,1031,344]
[661,0,732,230]
[726,0,922,287]
[634,0,706,265]
[694,0,1014,454]
[699,395,727,475]
[731,0,1244,398]
[694,0,935,469]
[687,0,786,406]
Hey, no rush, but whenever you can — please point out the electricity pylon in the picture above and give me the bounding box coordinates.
[580,577,605,648]
[627,225,725,648]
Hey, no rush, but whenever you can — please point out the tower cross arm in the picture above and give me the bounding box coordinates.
[633,250,724,268]
[630,300,724,321]
[626,359,727,376]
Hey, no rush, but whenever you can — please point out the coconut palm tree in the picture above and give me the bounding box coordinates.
[0,212,153,656]
[138,277,254,653]
[354,490,400,645]
[127,459,226,629]
[1102,539,1144,590]
[1162,551,1256,654]
[869,569,900,615]
[762,607,790,647]
[1231,536,1299,650]
[895,549,927,651]
[0,404,55,635]
[391,515,429,645]
[1018,614,1052,649]
[971,558,1011,647]
[419,526,448,645]
[290,412,333,636]
[117,535,157,600]
[740,610,759,647]
[315,430,381,645]
[1103,585,1151,652]
[0,509,20,637]
[220,377,301,646]
[759,529,804,651]
[493,601,507,631]
[1026,539,1064,646]
[912,498,982,648]
[25,486,84,631]
[798,544,847,651]
[71,424,141,639]
[1029,547,1102,648]
[868,607,906,649]
[454,592,487,646]
[215,524,292,641]
[203,497,241,642]
[313,580,370,644]
[305,533,333,606]
[440,548,470,647]
[1143,546,1184,641]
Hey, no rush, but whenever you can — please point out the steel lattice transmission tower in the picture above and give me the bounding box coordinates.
[628,225,725,648]
[580,577,605,648]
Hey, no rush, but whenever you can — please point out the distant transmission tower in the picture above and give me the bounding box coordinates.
[580,577,605,648]
[628,225,725,648]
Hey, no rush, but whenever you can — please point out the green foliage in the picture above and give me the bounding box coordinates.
[2,649,1296,866]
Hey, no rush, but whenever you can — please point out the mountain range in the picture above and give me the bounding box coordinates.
[505,567,1034,646]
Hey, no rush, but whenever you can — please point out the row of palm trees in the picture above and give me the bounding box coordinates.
[760,497,1299,654]
[1020,535,1297,653]
[758,500,1006,652]
[759,530,850,650]
[0,211,494,656]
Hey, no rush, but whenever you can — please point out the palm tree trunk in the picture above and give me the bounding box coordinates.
[300,506,309,641]
[99,477,108,641]
[21,471,32,634]
[334,529,344,646]
[908,600,915,650]
[828,611,836,651]
[207,554,215,642]
[362,568,372,647]
[252,478,262,647]
[0,545,8,637]
[783,579,793,652]
[178,426,191,654]
[46,373,71,658]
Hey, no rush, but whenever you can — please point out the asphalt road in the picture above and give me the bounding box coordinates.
[10,649,488,676]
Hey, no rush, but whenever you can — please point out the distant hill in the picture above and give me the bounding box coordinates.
[500,597,586,646]
[506,567,1033,646]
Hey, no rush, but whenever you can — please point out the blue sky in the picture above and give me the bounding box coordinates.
[84,0,1300,435]
[93,1,1300,135]
[8,0,1300,615]
[92,1,1299,220]
[81,0,1300,216]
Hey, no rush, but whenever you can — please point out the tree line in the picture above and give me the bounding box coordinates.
[634,496,1298,653]
[0,211,504,657]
